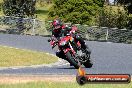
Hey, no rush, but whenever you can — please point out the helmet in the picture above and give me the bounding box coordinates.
[52,19,62,29]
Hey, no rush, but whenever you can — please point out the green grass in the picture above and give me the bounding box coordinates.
[0,81,131,88]
[0,46,58,67]
[35,2,53,21]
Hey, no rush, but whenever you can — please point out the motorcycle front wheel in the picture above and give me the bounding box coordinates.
[65,51,79,69]
[83,59,93,68]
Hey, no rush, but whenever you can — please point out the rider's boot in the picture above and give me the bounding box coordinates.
[56,51,67,60]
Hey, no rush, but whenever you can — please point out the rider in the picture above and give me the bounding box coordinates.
[51,18,90,60]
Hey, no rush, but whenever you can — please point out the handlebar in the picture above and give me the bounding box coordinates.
[48,39,51,42]
[48,37,59,49]
[52,42,58,49]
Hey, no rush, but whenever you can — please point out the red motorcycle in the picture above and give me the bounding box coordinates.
[48,26,93,69]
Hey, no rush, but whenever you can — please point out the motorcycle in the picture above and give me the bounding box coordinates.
[48,26,93,69]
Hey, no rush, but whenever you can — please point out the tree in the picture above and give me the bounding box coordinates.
[114,0,132,14]
[48,0,104,25]
[2,0,36,17]
[98,6,128,29]
[116,0,132,5]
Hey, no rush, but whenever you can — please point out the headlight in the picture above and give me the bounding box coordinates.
[60,41,66,46]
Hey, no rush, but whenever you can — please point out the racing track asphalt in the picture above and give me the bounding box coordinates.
[0,34,132,75]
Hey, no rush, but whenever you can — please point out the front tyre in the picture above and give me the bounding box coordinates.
[83,59,93,68]
[66,51,79,69]
[83,48,93,68]
[76,76,87,85]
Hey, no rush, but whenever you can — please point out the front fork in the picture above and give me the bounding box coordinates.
[69,42,74,52]
[70,41,89,63]
[68,42,82,66]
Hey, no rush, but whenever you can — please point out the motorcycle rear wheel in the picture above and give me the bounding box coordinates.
[66,51,79,69]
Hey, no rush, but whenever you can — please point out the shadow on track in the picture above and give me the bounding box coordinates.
[55,66,76,69]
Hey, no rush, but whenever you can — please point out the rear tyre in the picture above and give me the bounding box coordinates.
[66,51,79,69]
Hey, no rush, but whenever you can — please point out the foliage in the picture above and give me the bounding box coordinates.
[116,0,132,5]
[116,0,132,14]
[97,6,128,29]
[48,0,104,26]
[2,0,36,17]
